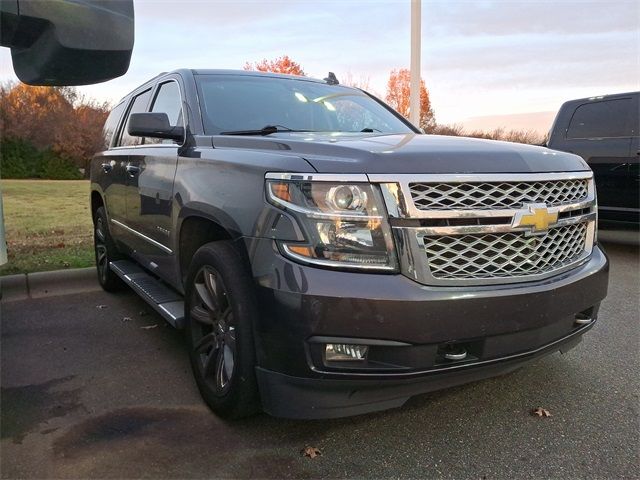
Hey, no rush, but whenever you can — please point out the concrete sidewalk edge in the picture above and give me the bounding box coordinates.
[1,267,100,302]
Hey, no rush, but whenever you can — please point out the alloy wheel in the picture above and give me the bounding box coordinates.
[95,217,109,283]
[190,266,236,395]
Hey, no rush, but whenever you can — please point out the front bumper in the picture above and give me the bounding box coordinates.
[246,239,609,418]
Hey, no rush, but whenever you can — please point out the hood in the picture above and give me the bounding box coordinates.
[210,133,590,174]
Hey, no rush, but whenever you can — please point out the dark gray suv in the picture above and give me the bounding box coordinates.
[90,69,609,419]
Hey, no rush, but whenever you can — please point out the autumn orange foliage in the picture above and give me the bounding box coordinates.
[385,68,436,133]
[243,55,305,76]
[0,83,109,175]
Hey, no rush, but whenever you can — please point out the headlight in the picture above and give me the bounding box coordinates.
[266,174,398,271]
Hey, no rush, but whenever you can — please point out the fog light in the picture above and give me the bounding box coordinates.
[325,343,368,361]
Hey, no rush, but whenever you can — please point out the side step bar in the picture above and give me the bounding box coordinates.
[109,260,185,329]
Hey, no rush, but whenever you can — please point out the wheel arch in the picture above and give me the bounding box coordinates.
[177,211,247,285]
[91,190,105,221]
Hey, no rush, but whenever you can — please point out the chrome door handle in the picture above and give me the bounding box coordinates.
[101,163,112,173]
[125,165,140,176]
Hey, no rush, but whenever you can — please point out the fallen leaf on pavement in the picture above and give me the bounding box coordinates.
[140,324,158,330]
[531,407,552,417]
[96,305,108,309]
[300,446,322,459]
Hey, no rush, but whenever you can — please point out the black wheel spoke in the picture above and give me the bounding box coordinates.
[194,282,216,311]
[222,342,235,381]
[203,346,218,377]
[224,327,236,352]
[190,305,213,325]
[95,219,106,242]
[96,245,107,265]
[215,345,228,390]
[193,332,217,354]
[205,270,229,313]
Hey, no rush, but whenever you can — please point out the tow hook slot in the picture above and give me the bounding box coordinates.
[438,343,469,362]
[574,312,595,326]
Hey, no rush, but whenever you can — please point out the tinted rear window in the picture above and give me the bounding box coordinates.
[102,101,126,150]
[118,89,152,146]
[566,98,634,139]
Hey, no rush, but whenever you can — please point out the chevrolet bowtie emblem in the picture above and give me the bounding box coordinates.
[512,203,558,235]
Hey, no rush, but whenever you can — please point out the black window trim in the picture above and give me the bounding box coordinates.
[145,77,186,148]
[113,87,154,148]
[565,97,635,141]
[104,99,128,150]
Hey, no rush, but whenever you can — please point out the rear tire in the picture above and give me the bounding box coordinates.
[93,206,125,292]
[185,241,260,419]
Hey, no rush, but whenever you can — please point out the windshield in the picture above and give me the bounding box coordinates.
[195,74,413,135]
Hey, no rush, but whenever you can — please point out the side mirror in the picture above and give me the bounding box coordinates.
[128,113,185,141]
[1,0,134,86]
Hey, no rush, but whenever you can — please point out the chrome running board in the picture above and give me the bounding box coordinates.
[110,260,184,329]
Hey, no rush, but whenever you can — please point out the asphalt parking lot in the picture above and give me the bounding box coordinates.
[1,242,638,479]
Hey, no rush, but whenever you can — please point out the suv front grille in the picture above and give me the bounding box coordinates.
[423,222,588,280]
[373,172,597,286]
[409,179,589,210]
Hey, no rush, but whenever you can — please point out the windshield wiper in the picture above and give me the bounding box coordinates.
[360,127,382,133]
[220,125,310,136]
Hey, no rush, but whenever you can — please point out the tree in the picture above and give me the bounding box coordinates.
[0,83,75,151]
[0,83,109,177]
[243,55,305,76]
[385,68,436,133]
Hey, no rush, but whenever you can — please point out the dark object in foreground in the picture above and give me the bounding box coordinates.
[90,69,609,419]
[0,0,134,86]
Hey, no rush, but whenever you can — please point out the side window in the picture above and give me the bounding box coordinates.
[101,101,126,150]
[566,98,633,139]
[147,81,184,145]
[118,89,152,147]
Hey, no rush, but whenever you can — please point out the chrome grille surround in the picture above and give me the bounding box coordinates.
[371,172,596,286]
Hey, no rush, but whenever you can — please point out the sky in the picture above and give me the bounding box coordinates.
[1,0,638,134]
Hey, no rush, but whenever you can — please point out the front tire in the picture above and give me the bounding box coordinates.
[185,241,260,419]
[93,206,125,292]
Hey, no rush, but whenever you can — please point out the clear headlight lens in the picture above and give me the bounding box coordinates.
[266,178,397,270]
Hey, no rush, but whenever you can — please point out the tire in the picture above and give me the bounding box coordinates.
[93,206,125,292]
[185,241,260,419]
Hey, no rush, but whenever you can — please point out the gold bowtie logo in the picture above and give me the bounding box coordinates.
[512,203,558,234]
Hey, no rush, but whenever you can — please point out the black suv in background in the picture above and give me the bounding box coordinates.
[547,92,639,229]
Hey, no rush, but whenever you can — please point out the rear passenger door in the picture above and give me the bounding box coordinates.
[110,87,153,249]
[564,97,635,216]
[99,100,128,225]
[125,78,184,275]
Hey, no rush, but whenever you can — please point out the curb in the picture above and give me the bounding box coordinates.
[1,267,101,302]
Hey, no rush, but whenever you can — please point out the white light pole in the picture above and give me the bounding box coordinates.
[409,0,421,128]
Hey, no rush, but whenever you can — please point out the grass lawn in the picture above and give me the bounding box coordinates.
[0,180,95,275]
